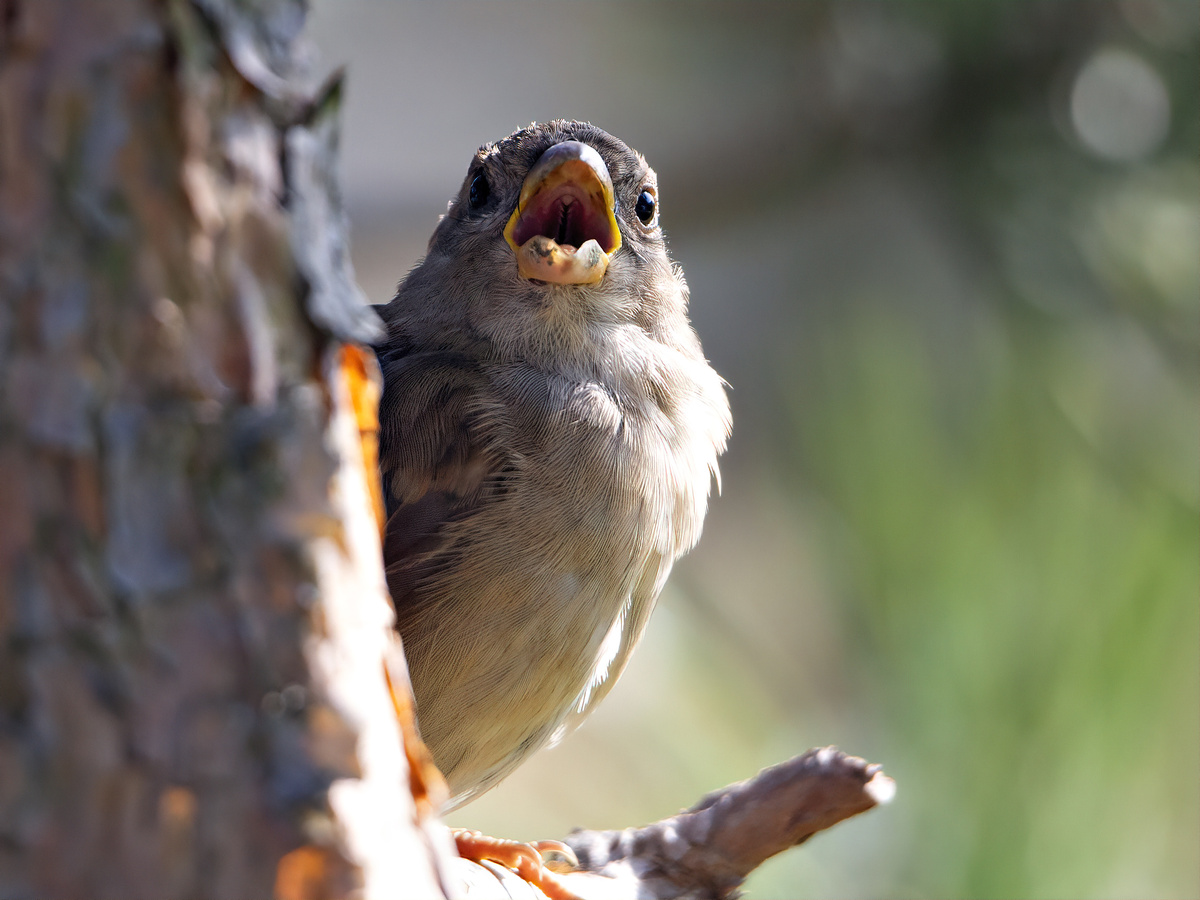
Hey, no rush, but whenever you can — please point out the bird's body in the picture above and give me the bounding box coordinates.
[375,121,729,805]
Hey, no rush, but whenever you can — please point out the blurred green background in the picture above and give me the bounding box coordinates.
[308,3,1199,897]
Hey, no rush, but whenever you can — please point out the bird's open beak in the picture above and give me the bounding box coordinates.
[504,141,622,285]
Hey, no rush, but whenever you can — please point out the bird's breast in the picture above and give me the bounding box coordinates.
[398,344,726,801]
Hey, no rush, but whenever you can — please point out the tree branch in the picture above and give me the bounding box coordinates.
[455,748,893,899]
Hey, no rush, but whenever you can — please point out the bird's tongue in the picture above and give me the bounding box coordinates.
[504,143,622,285]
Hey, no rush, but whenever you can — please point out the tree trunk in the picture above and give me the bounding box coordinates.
[0,1,454,897]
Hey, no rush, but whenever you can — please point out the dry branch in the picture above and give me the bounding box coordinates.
[455,748,894,899]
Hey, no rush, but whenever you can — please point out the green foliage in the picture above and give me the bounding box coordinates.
[787,302,1197,896]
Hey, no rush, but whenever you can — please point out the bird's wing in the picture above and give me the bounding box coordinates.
[374,346,502,611]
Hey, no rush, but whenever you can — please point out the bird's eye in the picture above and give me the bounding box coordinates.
[635,189,657,225]
[469,172,490,209]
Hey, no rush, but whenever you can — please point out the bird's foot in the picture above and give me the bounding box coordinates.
[453,829,580,900]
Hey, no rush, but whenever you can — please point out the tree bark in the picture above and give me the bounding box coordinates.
[0,1,454,897]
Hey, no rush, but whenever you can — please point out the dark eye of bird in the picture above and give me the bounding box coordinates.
[635,189,656,225]
[469,172,490,209]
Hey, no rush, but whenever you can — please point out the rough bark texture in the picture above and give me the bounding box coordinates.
[0,1,452,897]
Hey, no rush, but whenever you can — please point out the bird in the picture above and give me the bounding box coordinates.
[373,120,730,810]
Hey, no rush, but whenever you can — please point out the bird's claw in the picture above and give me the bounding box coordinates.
[453,829,581,900]
[529,839,578,874]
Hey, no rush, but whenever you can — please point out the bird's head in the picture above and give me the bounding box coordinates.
[392,121,690,367]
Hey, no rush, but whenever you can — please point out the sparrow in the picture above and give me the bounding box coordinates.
[374,120,730,807]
